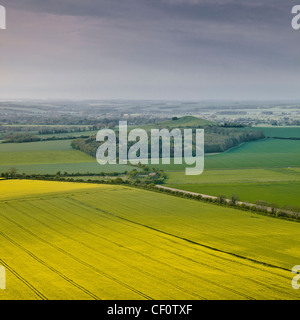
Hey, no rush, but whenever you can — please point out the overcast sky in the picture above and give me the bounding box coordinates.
[0,0,300,100]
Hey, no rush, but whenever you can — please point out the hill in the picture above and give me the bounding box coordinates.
[139,116,216,130]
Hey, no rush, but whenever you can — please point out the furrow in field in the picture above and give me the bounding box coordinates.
[0,208,155,301]
[7,212,207,299]
[69,196,291,274]
[40,196,292,296]
[5,199,256,299]
[66,197,296,297]
[1,194,296,299]
[0,258,47,300]
[0,229,101,300]
[28,197,282,299]
[9,200,209,299]
[44,192,296,280]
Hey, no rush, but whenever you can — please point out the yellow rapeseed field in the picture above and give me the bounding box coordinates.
[0,179,106,200]
[0,180,299,300]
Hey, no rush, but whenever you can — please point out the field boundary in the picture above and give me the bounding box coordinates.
[69,196,292,274]
[1,177,300,222]
[156,185,300,217]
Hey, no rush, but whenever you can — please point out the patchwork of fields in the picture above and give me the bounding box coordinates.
[166,167,300,208]
[0,126,299,300]
[0,180,299,300]
[164,132,300,209]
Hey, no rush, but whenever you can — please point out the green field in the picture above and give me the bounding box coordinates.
[165,167,300,208]
[253,126,300,138]
[166,167,300,184]
[163,136,300,209]
[167,181,300,208]
[0,140,133,174]
[205,139,300,169]
[151,139,300,171]
[0,180,299,300]
[0,140,92,166]
[0,140,73,152]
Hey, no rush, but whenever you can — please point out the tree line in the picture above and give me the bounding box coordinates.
[1,169,299,222]
[70,127,265,156]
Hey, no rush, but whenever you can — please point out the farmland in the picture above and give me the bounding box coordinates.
[0,140,133,174]
[1,126,299,209]
[154,138,300,171]
[0,180,299,300]
[0,116,299,300]
[252,126,300,138]
[166,167,300,208]
[163,130,300,210]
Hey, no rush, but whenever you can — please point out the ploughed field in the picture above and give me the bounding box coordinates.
[0,180,299,300]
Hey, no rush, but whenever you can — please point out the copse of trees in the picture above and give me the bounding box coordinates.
[71,127,265,157]
[204,127,265,153]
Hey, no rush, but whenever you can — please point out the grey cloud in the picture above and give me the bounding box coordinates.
[4,0,292,25]
[149,0,290,26]
[1,0,299,100]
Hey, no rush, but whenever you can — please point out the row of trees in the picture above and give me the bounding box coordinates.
[152,187,300,222]
[3,132,91,143]
[1,169,299,221]
[3,133,40,143]
[0,164,167,185]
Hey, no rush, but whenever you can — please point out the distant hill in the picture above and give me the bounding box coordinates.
[139,116,216,131]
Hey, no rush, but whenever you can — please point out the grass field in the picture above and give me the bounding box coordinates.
[166,167,300,208]
[252,126,300,138]
[0,140,133,174]
[167,181,300,208]
[0,180,299,300]
[0,140,93,166]
[162,135,300,209]
[151,139,300,171]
